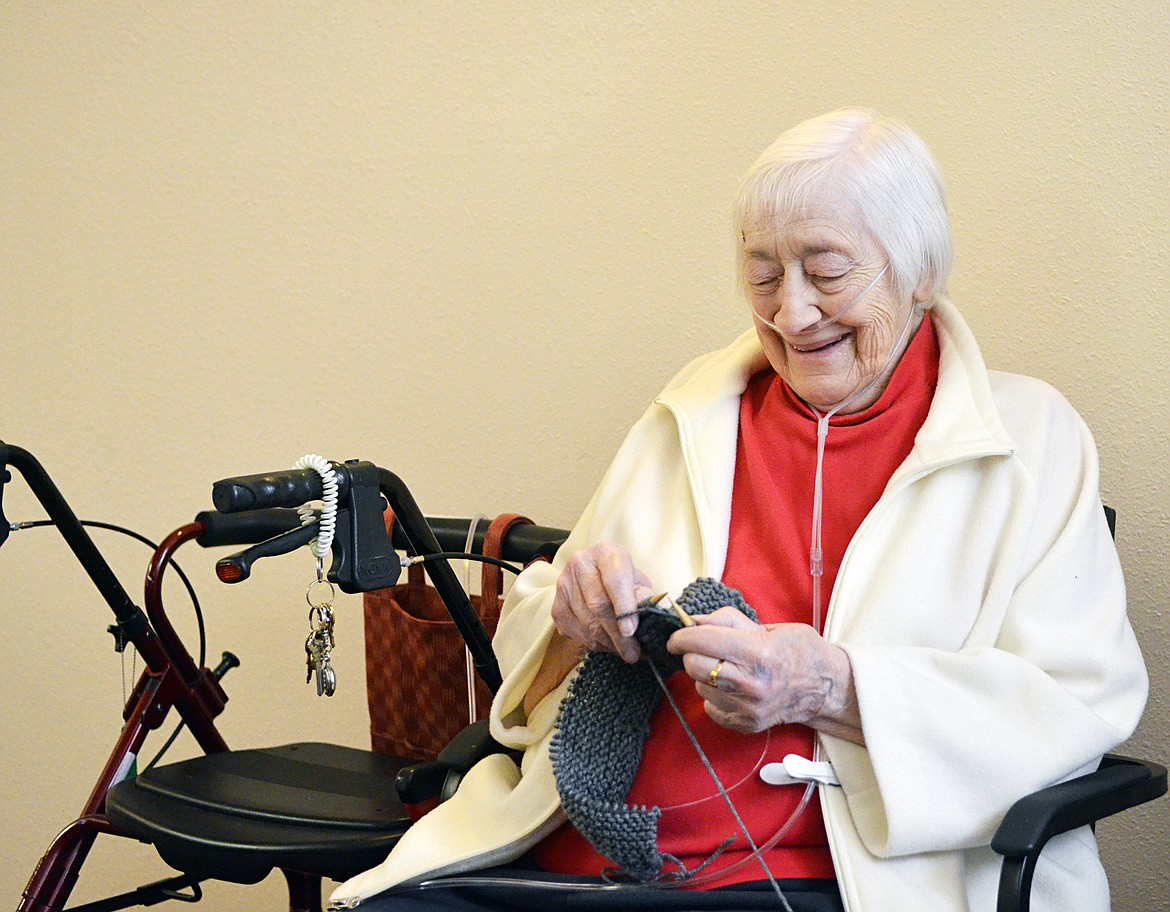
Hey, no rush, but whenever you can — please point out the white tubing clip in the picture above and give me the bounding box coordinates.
[760,754,841,788]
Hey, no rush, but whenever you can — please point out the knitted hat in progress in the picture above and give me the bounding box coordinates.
[548,577,759,882]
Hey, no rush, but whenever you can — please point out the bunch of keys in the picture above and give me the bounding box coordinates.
[305,578,337,697]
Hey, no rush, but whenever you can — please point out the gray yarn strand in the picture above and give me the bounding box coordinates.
[647,658,795,912]
[550,576,794,910]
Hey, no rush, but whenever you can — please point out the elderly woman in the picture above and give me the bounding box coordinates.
[333,109,1147,912]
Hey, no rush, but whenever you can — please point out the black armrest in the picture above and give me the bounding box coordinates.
[395,720,518,806]
[993,754,1167,912]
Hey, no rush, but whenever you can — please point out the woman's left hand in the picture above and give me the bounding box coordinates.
[666,607,865,746]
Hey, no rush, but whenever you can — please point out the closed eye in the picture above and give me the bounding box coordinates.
[747,271,781,292]
[805,252,855,286]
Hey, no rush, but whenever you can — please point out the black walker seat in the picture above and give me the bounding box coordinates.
[105,743,413,885]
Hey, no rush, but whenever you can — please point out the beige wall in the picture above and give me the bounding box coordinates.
[3,2,1166,908]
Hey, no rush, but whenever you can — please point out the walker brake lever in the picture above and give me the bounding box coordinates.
[215,522,318,583]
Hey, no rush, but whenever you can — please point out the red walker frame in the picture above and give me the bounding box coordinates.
[21,520,235,912]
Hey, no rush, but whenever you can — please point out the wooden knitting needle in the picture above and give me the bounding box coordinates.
[649,592,694,627]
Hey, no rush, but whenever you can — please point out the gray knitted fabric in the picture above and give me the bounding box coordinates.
[548,577,758,882]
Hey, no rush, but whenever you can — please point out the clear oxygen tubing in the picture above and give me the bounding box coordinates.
[801,297,923,632]
[646,661,796,912]
[295,454,339,580]
[661,279,926,896]
[463,514,488,724]
[753,261,890,339]
[747,260,924,630]
[672,261,923,887]
[653,270,912,893]
[660,782,817,892]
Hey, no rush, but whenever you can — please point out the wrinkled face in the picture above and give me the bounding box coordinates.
[743,201,921,414]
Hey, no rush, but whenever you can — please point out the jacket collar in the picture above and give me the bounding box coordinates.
[890,297,1016,486]
[653,298,1016,577]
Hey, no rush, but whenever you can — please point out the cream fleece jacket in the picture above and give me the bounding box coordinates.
[333,299,1147,911]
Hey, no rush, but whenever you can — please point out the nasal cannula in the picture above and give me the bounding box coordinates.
[749,259,922,631]
[665,261,925,893]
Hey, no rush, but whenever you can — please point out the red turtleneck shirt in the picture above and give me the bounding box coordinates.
[533,317,939,887]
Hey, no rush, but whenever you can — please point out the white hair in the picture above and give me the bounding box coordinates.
[734,108,953,305]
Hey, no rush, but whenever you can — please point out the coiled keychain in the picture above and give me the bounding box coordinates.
[296,454,339,696]
[305,579,338,696]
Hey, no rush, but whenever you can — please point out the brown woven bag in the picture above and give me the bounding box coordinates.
[363,509,533,760]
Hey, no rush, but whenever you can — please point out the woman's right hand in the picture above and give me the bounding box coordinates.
[551,541,655,664]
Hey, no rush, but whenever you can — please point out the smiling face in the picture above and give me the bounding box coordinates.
[743,200,923,414]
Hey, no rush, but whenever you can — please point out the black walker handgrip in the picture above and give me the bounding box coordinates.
[212,467,349,514]
[414,518,568,566]
[194,508,304,548]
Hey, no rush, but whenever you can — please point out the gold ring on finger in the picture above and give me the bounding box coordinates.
[707,658,726,689]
